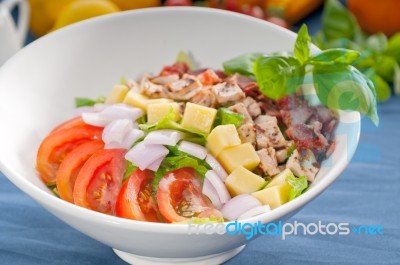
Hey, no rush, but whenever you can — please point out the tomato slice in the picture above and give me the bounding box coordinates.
[51,116,86,134]
[156,167,221,223]
[36,125,103,184]
[56,140,104,203]
[116,169,161,222]
[73,149,126,215]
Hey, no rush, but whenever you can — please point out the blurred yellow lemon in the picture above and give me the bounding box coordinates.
[29,0,75,36]
[52,0,120,31]
[109,0,160,10]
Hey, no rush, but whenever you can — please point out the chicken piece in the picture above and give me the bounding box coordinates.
[190,87,218,108]
[140,75,168,99]
[151,74,180,85]
[228,102,253,124]
[237,123,256,147]
[167,74,202,101]
[257,147,280,176]
[275,141,294,164]
[254,115,287,149]
[242,97,261,118]
[286,149,319,182]
[211,81,245,105]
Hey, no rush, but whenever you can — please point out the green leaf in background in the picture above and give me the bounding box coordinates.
[321,0,361,42]
[294,24,311,65]
[309,48,360,66]
[393,64,400,96]
[223,53,262,76]
[75,96,106,108]
[385,33,400,63]
[214,108,244,128]
[313,64,379,125]
[366,33,388,53]
[363,68,391,103]
[287,174,308,201]
[253,56,305,100]
[375,55,398,83]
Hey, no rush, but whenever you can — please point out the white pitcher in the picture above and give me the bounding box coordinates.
[0,0,29,65]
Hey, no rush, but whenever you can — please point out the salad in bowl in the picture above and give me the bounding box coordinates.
[36,25,375,225]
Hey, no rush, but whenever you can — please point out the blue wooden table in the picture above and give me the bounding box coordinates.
[1,4,399,265]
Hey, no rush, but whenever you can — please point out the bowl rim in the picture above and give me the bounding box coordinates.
[0,6,361,234]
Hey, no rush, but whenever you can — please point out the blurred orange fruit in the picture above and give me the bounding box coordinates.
[52,0,120,31]
[109,0,160,10]
[348,0,400,36]
[29,0,75,36]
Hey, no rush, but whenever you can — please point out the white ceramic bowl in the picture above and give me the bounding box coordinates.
[0,7,360,265]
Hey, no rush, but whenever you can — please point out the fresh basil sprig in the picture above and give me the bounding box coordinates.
[223,24,379,125]
[314,0,400,102]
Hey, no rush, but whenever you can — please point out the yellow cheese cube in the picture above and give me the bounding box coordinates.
[267,168,294,188]
[206,124,241,157]
[147,102,181,124]
[123,91,149,110]
[106,84,129,104]
[252,183,291,209]
[218,143,260,173]
[181,102,217,134]
[225,166,266,196]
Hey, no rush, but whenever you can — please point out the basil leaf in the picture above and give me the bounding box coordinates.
[223,53,262,76]
[294,24,311,65]
[254,56,305,100]
[75,96,105,107]
[363,68,391,103]
[287,174,308,201]
[321,0,361,42]
[384,32,400,62]
[309,48,360,65]
[214,108,244,128]
[313,64,379,125]
[366,33,388,53]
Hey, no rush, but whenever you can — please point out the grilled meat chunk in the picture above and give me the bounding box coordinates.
[190,87,218,108]
[167,74,202,101]
[254,115,287,149]
[237,123,257,147]
[286,149,319,182]
[257,147,280,176]
[242,97,261,118]
[211,81,245,105]
[228,102,253,124]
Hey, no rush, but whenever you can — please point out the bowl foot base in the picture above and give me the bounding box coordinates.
[113,245,245,265]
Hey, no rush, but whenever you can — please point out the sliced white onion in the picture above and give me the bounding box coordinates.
[81,112,110,127]
[82,104,144,127]
[100,104,144,121]
[105,129,144,150]
[178,141,208,160]
[143,130,182,146]
[147,155,166,172]
[221,194,261,221]
[102,119,133,143]
[202,178,222,209]
[205,154,228,181]
[125,143,169,170]
[238,205,271,220]
[205,170,231,204]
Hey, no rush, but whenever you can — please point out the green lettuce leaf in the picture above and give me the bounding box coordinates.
[75,96,105,108]
[287,174,308,201]
[214,108,244,127]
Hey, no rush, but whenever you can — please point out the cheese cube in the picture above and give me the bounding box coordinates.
[123,91,149,110]
[225,166,266,196]
[266,168,294,188]
[181,102,217,134]
[252,183,291,209]
[106,84,129,104]
[218,143,260,173]
[147,102,181,124]
[206,124,241,157]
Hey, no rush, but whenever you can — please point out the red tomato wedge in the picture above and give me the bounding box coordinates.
[51,116,86,134]
[56,140,104,203]
[36,125,103,184]
[116,169,161,222]
[156,168,221,223]
[73,149,126,215]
